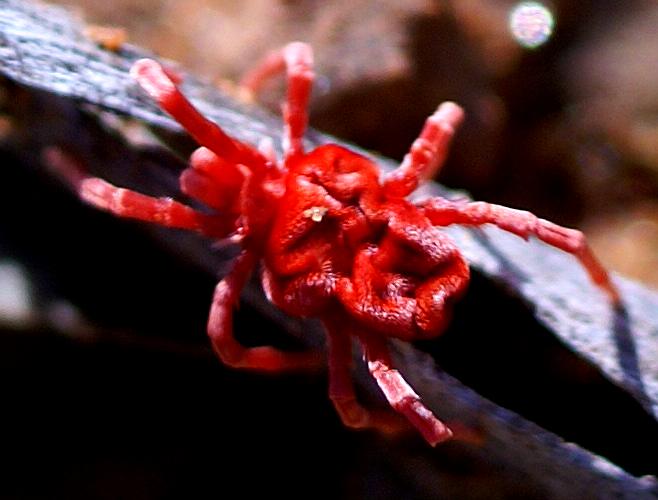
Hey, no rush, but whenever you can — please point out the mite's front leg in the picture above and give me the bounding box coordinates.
[241,42,314,161]
[131,59,268,171]
[44,148,233,238]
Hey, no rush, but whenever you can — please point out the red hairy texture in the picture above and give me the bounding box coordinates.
[48,42,619,447]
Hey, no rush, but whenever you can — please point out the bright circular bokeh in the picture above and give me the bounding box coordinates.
[509,2,555,49]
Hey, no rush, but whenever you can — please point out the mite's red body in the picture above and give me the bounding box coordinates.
[48,42,619,445]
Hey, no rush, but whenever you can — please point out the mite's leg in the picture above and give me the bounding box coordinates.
[421,198,620,303]
[208,250,321,372]
[179,147,245,213]
[131,59,267,171]
[323,315,411,435]
[383,102,464,198]
[323,316,371,429]
[358,330,453,446]
[44,148,233,238]
[240,46,286,94]
[241,42,314,160]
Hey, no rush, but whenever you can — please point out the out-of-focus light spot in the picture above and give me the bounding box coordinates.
[509,2,554,49]
[0,260,33,326]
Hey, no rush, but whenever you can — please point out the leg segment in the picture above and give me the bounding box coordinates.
[383,102,464,198]
[358,330,453,446]
[241,42,314,160]
[421,198,620,303]
[240,47,287,95]
[207,250,321,372]
[281,42,314,160]
[323,315,412,436]
[44,148,232,238]
[131,59,267,171]
[323,315,371,428]
[179,147,245,213]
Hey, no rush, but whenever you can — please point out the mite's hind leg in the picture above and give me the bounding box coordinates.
[208,250,321,372]
[358,330,453,446]
[422,198,620,303]
[323,315,418,438]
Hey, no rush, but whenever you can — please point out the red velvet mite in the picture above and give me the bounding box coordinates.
[47,42,619,445]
